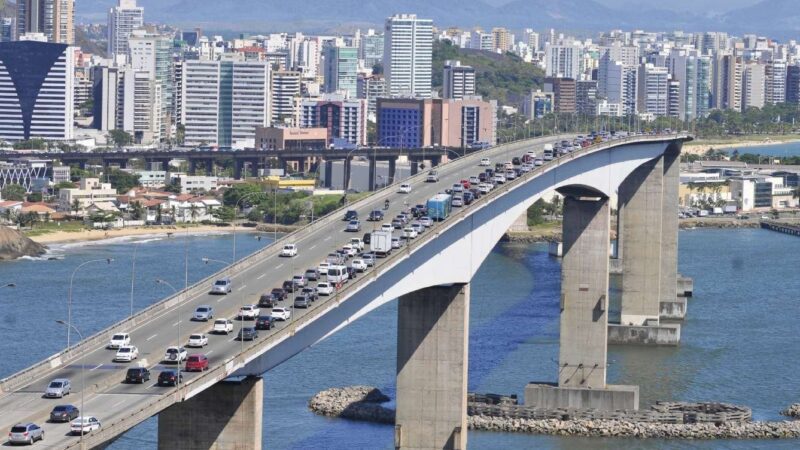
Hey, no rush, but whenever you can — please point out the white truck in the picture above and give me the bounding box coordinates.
[371,230,392,258]
[543,144,554,161]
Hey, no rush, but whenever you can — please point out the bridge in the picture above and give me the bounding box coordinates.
[0,133,691,449]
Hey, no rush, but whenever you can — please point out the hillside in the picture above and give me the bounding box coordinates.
[432,40,543,106]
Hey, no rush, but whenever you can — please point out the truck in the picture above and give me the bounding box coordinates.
[371,230,392,258]
[427,194,453,221]
[543,144,554,161]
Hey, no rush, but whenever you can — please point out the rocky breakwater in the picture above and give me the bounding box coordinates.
[0,226,46,260]
[781,404,800,418]
[308,386,395,424]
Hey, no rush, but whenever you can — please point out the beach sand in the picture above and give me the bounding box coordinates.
[28,225,249,245]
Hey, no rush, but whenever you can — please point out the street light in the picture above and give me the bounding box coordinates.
[55,320,87,450]
[67,258,113,349]
[201,256,230,266]
[154,278,182,385]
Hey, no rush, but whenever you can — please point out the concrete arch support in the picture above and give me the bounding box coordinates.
[660,146,681,305]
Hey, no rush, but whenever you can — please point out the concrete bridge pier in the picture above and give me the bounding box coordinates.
[368,157,377,191]
[158,376,263,450]
[526,190,639,411]
[395,284,469,450]
[324,160,333,188]
[343,158,352,191]
[388,158,397,184]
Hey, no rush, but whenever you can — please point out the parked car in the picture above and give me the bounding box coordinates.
[237,327,259,341]
[114,345,139,362]
[70,417,101,436]
[255,316,274,330]
[193,305,214,321]
[238,304,260,320]
[210,278,232,295]
[187,333,208,348]
[157,370,182,386]
[343,210,358,221]
[316,282,334,296]
[351,259,368,272]
[184,354,209,372]
[368,210,384,221]
[45,379,71,398]
[304,268,320,281]
[107,332,130,349]
[213,319,234,334]
[346,220,361,232]
[162,346,187,364]
[125,367,150,384]
[280,244,298,257]
[50,405,80,423]
[399,183,412,193]
[271,307,291,321]
[8,423,44,445]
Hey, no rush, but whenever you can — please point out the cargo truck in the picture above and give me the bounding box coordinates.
[371,230,392,258]
[427,194,453,221]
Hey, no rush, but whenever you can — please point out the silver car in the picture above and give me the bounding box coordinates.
[211,278,232,295]
[8,423,44,445]
[193,305,214,321]
[45,378,71,398]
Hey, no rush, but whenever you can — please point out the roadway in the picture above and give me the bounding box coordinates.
[0,136,564,448]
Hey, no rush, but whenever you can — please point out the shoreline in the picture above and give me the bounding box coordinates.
[27,224,288,245]
[684,136,800,155]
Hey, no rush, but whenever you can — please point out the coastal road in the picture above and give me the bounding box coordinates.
[0,135,566,448]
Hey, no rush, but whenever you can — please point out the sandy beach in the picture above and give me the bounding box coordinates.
[28,225,247,244]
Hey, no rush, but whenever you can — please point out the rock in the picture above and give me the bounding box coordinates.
[308,386,394,424]
[781,403,800,418]
[0,226,46,260]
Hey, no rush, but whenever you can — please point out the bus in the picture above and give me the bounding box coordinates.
[427,194,453,221]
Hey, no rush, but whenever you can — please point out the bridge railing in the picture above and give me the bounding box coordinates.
[60,132,690,448]
[0,135,552,394]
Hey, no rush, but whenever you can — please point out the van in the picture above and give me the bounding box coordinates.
[326,265,349,285]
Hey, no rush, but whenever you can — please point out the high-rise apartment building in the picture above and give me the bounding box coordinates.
[598,43,639,100]
[491,27,511,53]
[668,49,711,120]
[1,18,14,42]
[357,74,386,118]
[443,60,476,100]
[712,53,742,111]
[383,14,433,98]
[544,77,576,114]
[299,95,367,146]
[524,29,540,51]
[742,62,766,110]
[544,42,581,79]
[118,68,161,144]
[786,65,800,105]
[271,70,301,126]
[765,60,787,105]
[128,29,174,138]
[637,63,669,117]
[576,80,598,116]
[16,0,73,44]
[107,0,144,62]
[323,45,358,98]
[604,62,638,116]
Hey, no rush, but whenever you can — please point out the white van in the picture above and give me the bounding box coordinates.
[326,265,350,285]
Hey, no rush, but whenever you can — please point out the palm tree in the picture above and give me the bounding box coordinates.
[188,202,199,223]
[71,199,81,216]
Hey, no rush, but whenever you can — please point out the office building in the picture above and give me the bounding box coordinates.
[637,64,669,117]
[0,40,74,142]
[107,0,144,62]
[523,90,554,119]
[255,126,327,150]
[323,45,358,98]
[443,60,476,100]
[383,14,433,98]
[786,65,800,105]
[300,95,367,147]
[270,71,301,126]
[359,30,384,70]
[16,0,73,44]
[544,77,576,114]
[544,42,581,79]
[576,80,598,116]
[357,74,386,118]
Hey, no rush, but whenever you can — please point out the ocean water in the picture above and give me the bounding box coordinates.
[1,228,799,449]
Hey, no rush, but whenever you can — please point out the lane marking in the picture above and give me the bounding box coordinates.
[217,297,225,303]
[110,399,126,408]
[275,263,284,269]
[146,334,158,341]
[237,285,246,292]
[309,245,316,250]
[89,364,102,372]
[324,236,332,241]
[206,350,214,356]
[257,273,266,280]
[172,321,181,327]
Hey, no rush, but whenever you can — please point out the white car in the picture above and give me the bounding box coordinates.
[114,345,139,362]
[469,176,480,185]
[108,332,130,349]
[419,216,433,227]
[318,261,331,275]
[351,259,368,272]
[479,157,491,166]
[317,282,334,296]
[402,227,418,239]
[349,238,365,251]
[271,307,291,321]
[163,346,187,363]
[505,170,517,180]
[492,175,506,184]
[381,223,393,232]
[399,183,411,193]
[280,244,298,257]
[213,319,234,334]
[391,237,402,249]
[451,196,464,207]
[342,245,358,257]
[534,158,544,166]
[238,304,260,320]
[71,416,101,436]
[478,183,491,194]
[187,333,208,348]
[451,183,464,193]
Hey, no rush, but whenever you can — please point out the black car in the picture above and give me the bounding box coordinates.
[270,287,288,300]
[49,404,79,423]
[125,367,150,384]
[411,204,428,218]
[368,210,384,221]
[343,210,358,221]
[469,188,481,199]
[255,316,274,330]
[258,293,275,308]
[346,267,358,280]
[363,232,371,245]
[237,327,259,341]
[304,268,320,281]
[158,370,183,386]
[294,295,311,308]
[478,172,488,182]
[485,168,494,177]
[463,192,474,205]
[282,280,295,293]
[512,157,521,165]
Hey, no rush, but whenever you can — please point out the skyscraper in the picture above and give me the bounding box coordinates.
[107,0,144,63]
[637,64,669,117]
[383,14,433,98]
[16,0,73,44]
[323,45,358,98]
[443,60,475,100]
[712,53,742,111]
[765,60,787,105]
[128,29,174,138]
[270,70,301,126]
[742,62,766,110]
[544,42,581,79]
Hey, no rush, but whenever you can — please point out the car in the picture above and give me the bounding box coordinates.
[301,287,319,301]
[411,204,428,218]
[451,196,464,207]
[402,227,418,239]
[391,236,402,249]
[368,210,384,221]
[419,216,433,227]
[410,222,424,234]
[258,293,276,308]
[361,252,376,266]
[460,179,471,189]
[363,232,371,245]
[210,278,232,295]
[304,268,320,281]
[271,307,291,321]
[492,174,506,184]
[50,404,80,423]
[463,192,474,205]
[534,158,544,166]
[238,305,260,320]
[316,282,334,296]
[280,244,298,257]
[70,416,101,436]
[317,262,331,275]
[8,423,44,445]
[326,252,345,265]
[349,238,365,251]
[478,183,491,194]
[381,223,393,232]
[44,378,71,398]
[504,162,514,170]
[157,370,182,386]
[451,183,464,193]
[114,345,139,362]
[163,346,187,364]
[346,220,361,232]
[292,274,307,287]
[213,319,234,334]
[426,170,439,182]
[294,295,311,308]
[512,157,521,165]
[107,332,130,349]
[479,157,491,166]
[255,316,274,330]
[469,176,480,185]
[351,259,368,272]
[505,170,517,180]
[391,219,403,229]
[469,188,481,199]
[282,280,296,293]
[342,245,358,257]
[478,172,488,182]
[399,183,412,193]
[187,333,208,348]
[343,210,358,221]
[193,305,214,321]
[237,327,259,341]
[125,367,151,384]
[184,354,209,372]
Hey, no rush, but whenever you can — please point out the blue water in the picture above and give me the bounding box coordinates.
[2,228,800,449]
[725,140,800,157]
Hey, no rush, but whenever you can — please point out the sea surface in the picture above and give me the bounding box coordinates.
[1,228,799,449]
[725,140,800,157]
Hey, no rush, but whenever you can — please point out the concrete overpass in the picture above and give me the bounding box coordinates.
[0,133,691,449]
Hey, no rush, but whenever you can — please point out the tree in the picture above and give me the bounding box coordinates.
[163,180,182,194]
[108,130,133,148]
[71,199,81,215]
[107,169,141,193]
[54,181,77,193]
[129,201,145,220]
[1,184,26,201]
[26,192,42,202]
[526,198,548,226]
[222,183,264,207]
[212,206,236,222]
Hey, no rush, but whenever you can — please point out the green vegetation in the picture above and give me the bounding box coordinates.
[108,130,133,148]
[24,221,87,238]
[527,197,562,227]
[107,169,141,193]
[12,138,47,150]
[1,184,26,201]
[694,103,800,138]
[432,40,544,105]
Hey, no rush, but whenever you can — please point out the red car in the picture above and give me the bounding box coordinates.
[460,179,471,189]
[184,354,209,372]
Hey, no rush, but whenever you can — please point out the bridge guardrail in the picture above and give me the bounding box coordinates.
[62,133,691,448]
[0,135,556,394]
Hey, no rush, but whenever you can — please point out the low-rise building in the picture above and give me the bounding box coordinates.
[135,170,168,188]
[255,127,328,151]
[174,175,218,194]
[59,178,118,213]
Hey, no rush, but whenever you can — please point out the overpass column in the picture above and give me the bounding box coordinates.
[368,157,377,191]
[250,159,259,178]
[189,159,198,175]
[343,158,352,191]
[234,160,245,180]
[395,284,468,450]
[660,147,680,311]
[388,158,397,184]
[204,159,214,176]
[158,376,263,450]
[324,160,333,188]
[409,158,419,176]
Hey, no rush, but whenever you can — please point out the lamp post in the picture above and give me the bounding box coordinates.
[154,278,182,384]
[67,258,113,349]
[55,320,86,450]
